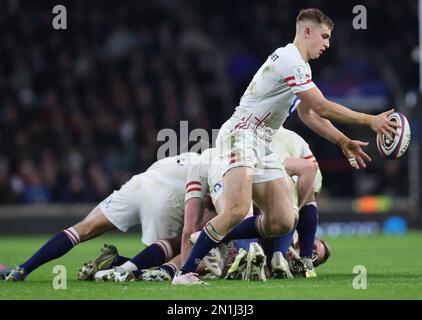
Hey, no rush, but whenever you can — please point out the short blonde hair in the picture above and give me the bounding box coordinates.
[296,8,334,30]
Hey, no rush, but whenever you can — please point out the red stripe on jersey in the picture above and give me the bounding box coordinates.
[284,74,311,82]
[186,181,201,189]
[229,159,237,165]
[304,155,315,160]
[230,152,237,158]
[187,187,202,193]
[284,76,295,82]
[288,79,312,87]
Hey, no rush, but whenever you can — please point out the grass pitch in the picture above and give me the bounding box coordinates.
[1,233,422,300]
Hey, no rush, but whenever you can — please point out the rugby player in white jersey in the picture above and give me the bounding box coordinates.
[227,127,324,280]
[180,146,308,282]
[180,129,321,281]
[3,153,201,281]
[173,8,399,285]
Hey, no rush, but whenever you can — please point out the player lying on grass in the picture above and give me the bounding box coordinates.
[172,8,399,286]
[1,153,207,281]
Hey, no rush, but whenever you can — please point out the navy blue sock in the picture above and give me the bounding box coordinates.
[222,216,261,243]
[297,205,318,257]
[272,219,298,257]
[129,242,168,270]
[114,256,130,266]
[132,263,177,280]
[160,263,178,278]
[132,269,145,279]
[20,228,80,275]
[181,226,221,274]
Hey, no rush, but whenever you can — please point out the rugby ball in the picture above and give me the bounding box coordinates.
[376,112,411,159]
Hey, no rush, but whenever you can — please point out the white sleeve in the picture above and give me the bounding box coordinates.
[291,132,314,161]
[184,164,208,202]
[299,140,315,162]
[277,55,316,94]
[299,139,320,164]
[295,135,323,193]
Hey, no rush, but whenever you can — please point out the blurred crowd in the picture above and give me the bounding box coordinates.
[0,0,417,203]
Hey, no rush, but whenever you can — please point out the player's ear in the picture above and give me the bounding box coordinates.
[304,26,311,38]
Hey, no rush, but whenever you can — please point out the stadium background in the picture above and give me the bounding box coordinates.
[0,0,421,236]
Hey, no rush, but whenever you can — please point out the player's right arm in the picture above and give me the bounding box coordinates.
[181,163,209,263]
[181,197,205,263]
[296,86,399,138]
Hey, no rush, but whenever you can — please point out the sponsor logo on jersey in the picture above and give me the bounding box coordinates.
[293,66,308,85]
[213,183,222,194]
[103,195,113,208]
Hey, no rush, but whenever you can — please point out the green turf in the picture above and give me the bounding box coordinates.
[1,233,422,300]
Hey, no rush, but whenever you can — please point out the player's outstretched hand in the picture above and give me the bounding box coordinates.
[339,139,372,170]
[369,108,400,140]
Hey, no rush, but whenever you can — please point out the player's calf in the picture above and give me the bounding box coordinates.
[73,206,116,242]
[6,226,82,281]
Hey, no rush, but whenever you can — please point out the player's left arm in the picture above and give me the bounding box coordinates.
[296,86,399,138]
[296,99,372,169]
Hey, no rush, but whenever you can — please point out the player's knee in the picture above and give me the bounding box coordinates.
[226,203,251,224]
[73,220,98,242]
[283,215,295,233]
[264,214,295,236]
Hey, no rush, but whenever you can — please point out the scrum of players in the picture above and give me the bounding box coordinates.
[2,8,398,284]
[1,126,330,283]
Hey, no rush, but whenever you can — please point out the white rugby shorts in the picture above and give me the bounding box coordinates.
[99,174,184,245]
[215,129,285,183]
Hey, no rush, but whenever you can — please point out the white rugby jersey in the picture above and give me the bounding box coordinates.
[142,152,201,194]
[220,43,315,142]
[272,127,315,161]
[272,127,322,193]
[184,148,222,208]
